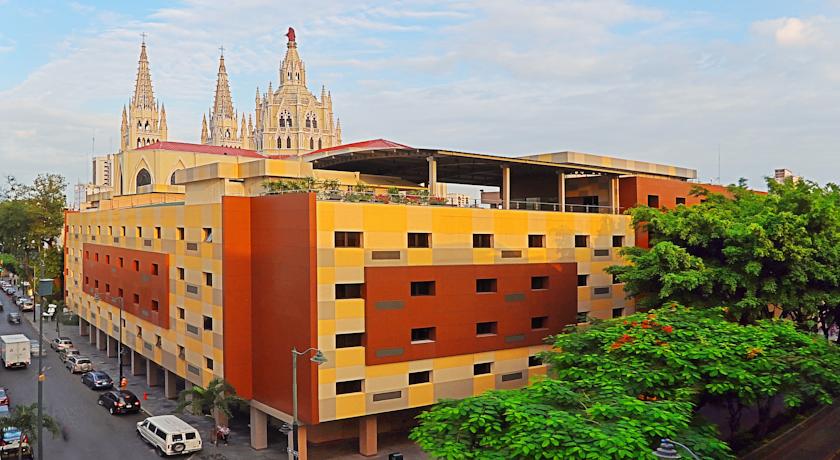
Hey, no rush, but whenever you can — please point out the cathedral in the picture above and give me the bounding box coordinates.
[120,27,341,156]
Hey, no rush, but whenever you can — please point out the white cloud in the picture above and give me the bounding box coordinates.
[752,17,825,47]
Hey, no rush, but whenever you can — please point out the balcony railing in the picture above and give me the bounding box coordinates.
[264,188,621,214]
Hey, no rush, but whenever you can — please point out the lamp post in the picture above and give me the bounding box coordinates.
[652,438,701,460]
[115,296,124,382]
[290,347,327,459]
[36,277,53,460]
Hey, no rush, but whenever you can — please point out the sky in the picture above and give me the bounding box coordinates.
[2,0,840,189]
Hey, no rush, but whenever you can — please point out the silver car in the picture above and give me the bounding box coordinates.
[66,356,93,374]
[29,340,45,357]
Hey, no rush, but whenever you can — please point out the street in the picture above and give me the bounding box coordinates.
[0,290,158,460]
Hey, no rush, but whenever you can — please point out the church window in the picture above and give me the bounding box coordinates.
[279,117,285,128]
[225,129,230,139]
[318,138,322,149]
[144,121,150,131]
[310,137,314,150]
[136,169,152,190]
[277,137,282,149]
[137,121,142,131]
[287,116,292,127]
[137,138,141,148]
[170,170,181,185]
[306,117,311,128]
[313,118,317,129]
[286,137,292,148]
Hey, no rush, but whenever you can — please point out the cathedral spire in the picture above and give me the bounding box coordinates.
[213,51,234,117]
[132,40,156,110]
[280,26,306,87]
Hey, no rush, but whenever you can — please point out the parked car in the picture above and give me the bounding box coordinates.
[65,356,93,374]
[19,300,33,312]
[28,340,44,357]
[0,405,9,418]
[5,313,20,325]
[81,371,113,390]
[0,388,8,406]
[136,415,201,457]
[41,305,55,320]
[50,337,73,351]
[59,348,80,363]
[0,427,31,460]
[98,390,141,415]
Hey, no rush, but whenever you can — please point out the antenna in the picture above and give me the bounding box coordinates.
[91,130,96,183]
[717,143,721,185]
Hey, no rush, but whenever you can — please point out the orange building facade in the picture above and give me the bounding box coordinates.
[65,139,716,457]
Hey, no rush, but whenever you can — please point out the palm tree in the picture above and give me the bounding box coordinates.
[175,377,246,427]
[0,403,61,460]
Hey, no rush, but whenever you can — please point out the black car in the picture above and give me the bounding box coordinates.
[81,371,113,390]
[5,313,20,325]
[97,390,140,415]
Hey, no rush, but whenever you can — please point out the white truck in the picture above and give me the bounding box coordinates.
[1,334,31,368]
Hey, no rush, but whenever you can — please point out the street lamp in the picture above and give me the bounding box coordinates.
[652,438,701,460]
[290,347,327,459]
[114,296,125,382]
[36,277,53,460]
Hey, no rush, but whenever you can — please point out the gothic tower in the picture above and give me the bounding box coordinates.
[121,39,167,151]
[254,27,341,156]
[202,51,252,149]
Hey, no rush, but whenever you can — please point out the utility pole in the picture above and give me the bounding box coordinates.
[36,268,52,460]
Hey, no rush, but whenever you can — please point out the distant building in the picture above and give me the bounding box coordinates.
[92,155,113,187]
[774,168,801,184]
[446,193,472,207]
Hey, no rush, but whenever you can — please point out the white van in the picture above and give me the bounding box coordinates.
[136,415,202,456]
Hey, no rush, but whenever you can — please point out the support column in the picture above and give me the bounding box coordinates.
[501,165,510,210]
[164,370,178,399]
[97,329,107,351]
[609,176,618,214]
[88,325,97,345]
[79,319,89,337]
[249,405,268,450]
[107,335,118,358]
[131,350,146,376]
[146,360,161,387]
[614,176,621,213]
[359,414,378,456]
[558,172,566,212]
[427,156,437,196]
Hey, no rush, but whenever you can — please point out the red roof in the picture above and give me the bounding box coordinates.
[301,139,413,157]
[138,141,264,158]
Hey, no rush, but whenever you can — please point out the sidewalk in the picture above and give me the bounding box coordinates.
[26,309,288,460]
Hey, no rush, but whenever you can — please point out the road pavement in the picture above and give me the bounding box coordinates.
[0,289,159,460]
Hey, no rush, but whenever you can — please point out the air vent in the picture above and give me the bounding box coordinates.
[186,242,199,251]
[501,250,522,258]
[371,251,400,260]
[501,372,523,382]
[593,249,610,257]
[372,391,402,402]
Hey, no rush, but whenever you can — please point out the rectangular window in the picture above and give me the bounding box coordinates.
[120,226,126,237]
[94,253,99,262]
[335,283,363,299]
[154,227,161,239]
[531,316,548,330]
[531,276,549,290]
[177,267,185,280]
[108,226,113,236]
[151,263,159,276]
[205,357,214,370]
[176,227,185,240]
[155,335,162,348]
[336,333,364,348]
[473,362,492,375]
[85,250,89,260]
[675,197,686,206]
[528,234,545,248]
[118,257,124,268]
[135,226,142,238]
[409,371,431,385]
[133,293,140,305]
[94,280,99,289]
[202,227,213,243]
[411,327,436,343]
[647,195,660,208]
[105,284,110,294]
[133,260,140,272]
[336,380,363,395]
[577,274,589,287]
[407,232,431,248]
[410,281,435,296]
[472,234,493,248]
[612,274,620,284]
[204,272,213,287]
[612,307,624,318]
[576,312,589,323]
[476,279,497,293]
[178,346,185,359]
[136,325,143,337]
[528,355,543,367]
[574,235,589,248]
[203,315,213,331]
[334,231,362,248]
[104,255,110,265]
[476,321,498,336]
[151,300,159,312]
[118,288,124,299]
[612,235,625,248]
[178,307,185,320]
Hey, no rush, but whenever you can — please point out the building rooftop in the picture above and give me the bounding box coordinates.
[138,141,264,158]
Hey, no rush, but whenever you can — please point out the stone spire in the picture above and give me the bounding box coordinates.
[280,27,306,87]
[203,48,244,148]
[212,52,234,118]
[132,40,156,110]
[201,114,208,144]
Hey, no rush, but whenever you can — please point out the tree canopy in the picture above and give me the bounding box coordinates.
[608,179,840,328]
[411,306,840,459]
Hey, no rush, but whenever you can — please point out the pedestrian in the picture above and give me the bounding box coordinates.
[120,376,128,389]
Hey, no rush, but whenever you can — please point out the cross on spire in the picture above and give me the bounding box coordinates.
[219,44,224,57]
[141,32,147,44]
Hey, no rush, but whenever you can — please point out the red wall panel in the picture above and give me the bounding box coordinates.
[222,197,254,399]
[364,263,577,365]
[82,243,170,329]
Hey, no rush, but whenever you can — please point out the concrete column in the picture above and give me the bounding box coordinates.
[427,156,437,196]
[609,176,618,214]
[146,360,161,387]
[249,405,268,450]
[131,350,146,376]
[88,325,97,345]
[97,329,107,351]
[79,319,89,337]
[614,176,621,213]
[558,172,566,212]
[164,370,178,399]
[107,335,118,358]
[359,414,378,456]
[501,165,510,210]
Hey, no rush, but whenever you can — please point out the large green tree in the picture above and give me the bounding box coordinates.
[411,306,840,459]
[608,179,840,328]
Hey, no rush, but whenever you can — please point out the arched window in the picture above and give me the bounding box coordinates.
[309,137,314,149]
[225,129,231,139]
[313,118,317,129]
[144,121,150,131]
[277,137,282,148]
[279,117,285,128]
[306,117,311,128]
[137,138,141,148]
[318,138,322,149]
[287,116,292,127]
[136,169,151,191]
[286,137,291,148]
[137,121,143,131]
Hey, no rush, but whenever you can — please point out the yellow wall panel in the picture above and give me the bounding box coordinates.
[408,383,434,407]
[472,374,495,395]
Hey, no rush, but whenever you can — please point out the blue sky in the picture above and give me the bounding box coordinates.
[2,0,840,188]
